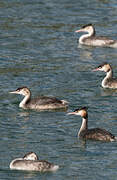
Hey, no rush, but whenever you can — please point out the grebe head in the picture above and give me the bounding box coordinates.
[68,107,88,118]
[75,24,95,35]
[10,87,30,96]
[23,152,39,161]
[93,62,112,73]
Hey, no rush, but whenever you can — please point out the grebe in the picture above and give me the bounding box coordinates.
[75,24,117,48]
[68,107,116,142]
[10,87,68,110]
[93,62,117,89]
[10,152,59,172]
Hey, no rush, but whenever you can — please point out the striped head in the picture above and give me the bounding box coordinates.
[75,24,95,35]
[67,107,88,118]
[10,87,31,96]
[93,62,112,73]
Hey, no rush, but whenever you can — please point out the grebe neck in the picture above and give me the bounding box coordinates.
[102,69,113,87]
[79,29,95,44]
[19,93,31,108]
[78,117,88,137]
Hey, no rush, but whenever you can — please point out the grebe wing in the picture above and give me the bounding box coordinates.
[36,160,53,171]
[94,36,116,45]
[24,160,53,171]
[89,36,115,46]
[81,128,115,141]
[83,36,116,47]
[104,78,117,88]
[35,160,59,172]
[29,96,62,106]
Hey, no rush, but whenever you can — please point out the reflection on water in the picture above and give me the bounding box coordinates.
[78,45,94,60]
[18,112,30,118]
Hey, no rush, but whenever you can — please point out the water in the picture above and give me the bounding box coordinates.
[1,0,117,179]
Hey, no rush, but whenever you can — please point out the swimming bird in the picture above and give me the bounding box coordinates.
[10,87,68,110]
[10,152,59,172]
[68,107,116,142]
[93,62,117,89]
[75,24,117,48]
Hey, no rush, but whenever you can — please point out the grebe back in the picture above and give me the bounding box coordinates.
[68,107,116,142]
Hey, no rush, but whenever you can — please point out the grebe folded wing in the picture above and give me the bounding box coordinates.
[30,96,63,105]
[91,36,116,46]
[80,128,115,141]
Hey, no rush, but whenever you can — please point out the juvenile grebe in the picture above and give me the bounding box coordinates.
[68,107,116,142]
[10,87,68,110]
[93,62,117,89]
[75,24,117,48]
[10,152,59,172]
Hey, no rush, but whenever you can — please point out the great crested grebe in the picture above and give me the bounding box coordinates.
[10,87,68,110]
[68,107,116,142]
[93,62,117,89]
[75,24,117,48]
[10,152,59,172]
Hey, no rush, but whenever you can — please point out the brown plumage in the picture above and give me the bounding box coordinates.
[79,128,115,142]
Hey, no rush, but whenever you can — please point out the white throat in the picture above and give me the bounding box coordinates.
[102,70,113,88]
[78,117,88,137]
[19,94,30,108]
[79,31,93,44]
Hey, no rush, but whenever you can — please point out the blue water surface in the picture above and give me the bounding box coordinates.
[1,0,117,179]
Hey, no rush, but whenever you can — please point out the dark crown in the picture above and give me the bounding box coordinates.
[74,106,88,112]
[97,62,108,68]
[82,24,93,28]
[16,87,28,91]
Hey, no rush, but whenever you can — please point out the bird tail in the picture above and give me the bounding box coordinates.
[114,136,117,141]
[61,100,69,105]
[111,136,117,142]
[50,165,59,171]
